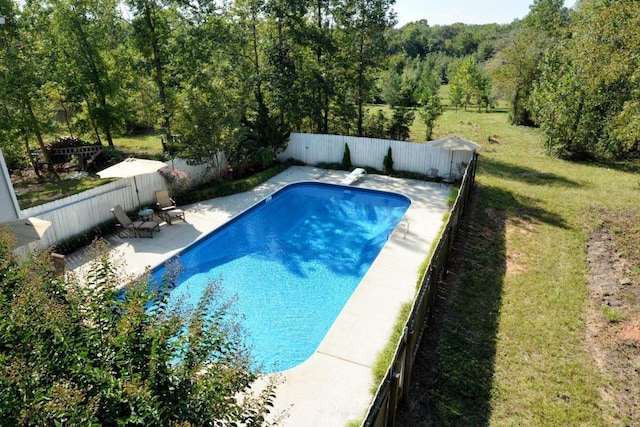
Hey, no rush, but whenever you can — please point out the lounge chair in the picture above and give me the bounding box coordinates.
[111,205,160,238]
[340,167,367,185]
[155,189,185,225]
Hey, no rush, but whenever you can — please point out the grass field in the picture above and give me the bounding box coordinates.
[397,106,640,425]
[112,132,164,156]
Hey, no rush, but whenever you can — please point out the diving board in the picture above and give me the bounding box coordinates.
[340,167,367,185]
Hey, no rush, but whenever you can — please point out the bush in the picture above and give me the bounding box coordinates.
[383,147,394,175]
[159,167,193,195]
[174,161,292,205]
[386,107,414,141]
[342,143,352,170]
[0,237,277,425]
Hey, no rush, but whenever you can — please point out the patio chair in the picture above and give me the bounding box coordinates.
[111,205,160,238]
[441,172,456,184]
[426,167,439,180]
[155,189,185,225]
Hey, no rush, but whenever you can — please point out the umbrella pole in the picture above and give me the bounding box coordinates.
[449,151,454,177]
[134,176,141,207]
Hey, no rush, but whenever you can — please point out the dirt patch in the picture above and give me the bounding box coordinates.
[586,212,640,426]
[10,168,47,196]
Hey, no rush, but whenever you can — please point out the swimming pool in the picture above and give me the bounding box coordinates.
[152,182,411,372]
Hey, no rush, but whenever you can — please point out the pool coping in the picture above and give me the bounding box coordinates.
[67,165,452,426]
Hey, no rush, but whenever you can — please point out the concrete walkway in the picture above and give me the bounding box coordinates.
[68,165,451,426]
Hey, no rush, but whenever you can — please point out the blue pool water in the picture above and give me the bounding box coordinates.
[152,182,411,372]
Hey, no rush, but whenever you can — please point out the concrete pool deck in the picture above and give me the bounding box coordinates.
[67,165,451,426]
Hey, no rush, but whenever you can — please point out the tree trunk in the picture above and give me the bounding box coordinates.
[144,1,171,138]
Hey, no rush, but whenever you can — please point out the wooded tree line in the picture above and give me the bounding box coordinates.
[386,0,640,160]
[1,0,638,175]
[0,0,396,171]
[490,0,640,160]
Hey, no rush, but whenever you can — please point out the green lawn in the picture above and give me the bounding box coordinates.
[112,132,165,157]
[405,106,640,425]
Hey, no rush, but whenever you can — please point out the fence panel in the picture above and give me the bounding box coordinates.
[362,152,478,426]
[279,133,472,179]
[20,159,208,248]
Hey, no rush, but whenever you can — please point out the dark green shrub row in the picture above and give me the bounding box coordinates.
[54,219,118,255]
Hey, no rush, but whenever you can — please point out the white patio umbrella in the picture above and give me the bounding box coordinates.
[3,217,52,248]
[97,157,168,205]
[426,136,480,178]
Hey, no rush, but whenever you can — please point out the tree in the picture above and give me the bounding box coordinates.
[127,0,176,137]
[362,108,388,138]
[418,95,443,141]
[49,0,128,147]
[334,0,396,136]
[448,56,489,111]
[386,106,413,141]
[530,0,640,160]
[488,0,569,125]
[0,235,277,425]
[415,68,443,140]
[0,2,58,176]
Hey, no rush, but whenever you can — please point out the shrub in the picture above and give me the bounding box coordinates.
[386,107,414,141]
[342,143,352,170]
[159,167,193,195]
[174,162,292,205]
[0,237,277,425]
[383,147,394,175]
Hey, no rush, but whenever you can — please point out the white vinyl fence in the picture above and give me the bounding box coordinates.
[21,159,210,249]
[20,134,474,250]
[278,133,474,178]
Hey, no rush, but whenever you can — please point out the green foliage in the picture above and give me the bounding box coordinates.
[448,56,490,111]
[388,20,512,65]
[487,0,570,126]
[102,146,126,164]
[370,302,412,393]
[601,305,624,323]
[383,146,394,175]
[529,0,640,160]
[53,220,117,255]
[227,93,291,176]
[174,162,292,206]
[386,107,414,141]
[418,94,444,141]
[158,167,192,195]
[342,143,352,170]
[362,108,388,139]
[0,238,277,425]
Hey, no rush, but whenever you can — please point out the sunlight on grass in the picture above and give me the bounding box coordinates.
[17,175,115,209]
[419,106,612,425]
[112,132,164,156]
